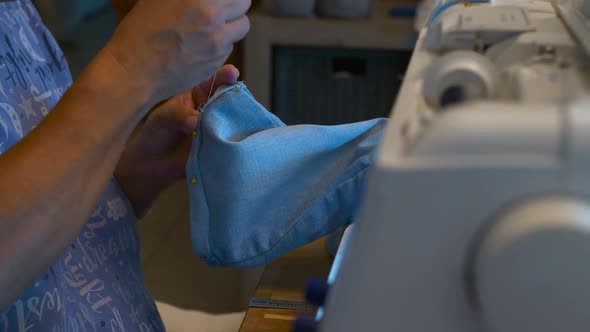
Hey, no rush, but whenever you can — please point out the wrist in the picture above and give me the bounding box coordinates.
[79,48,156,122]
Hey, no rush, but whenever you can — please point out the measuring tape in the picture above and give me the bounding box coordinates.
[249,298,318,311]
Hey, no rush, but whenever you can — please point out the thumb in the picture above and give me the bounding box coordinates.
[182,112,200,135]
[192,65,240,105]
[144,102,199,138]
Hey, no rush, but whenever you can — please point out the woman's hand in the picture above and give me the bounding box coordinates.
[114,65,240,218]
[104,0,250,106]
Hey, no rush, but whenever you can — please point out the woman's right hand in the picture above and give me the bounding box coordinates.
[104,0,251,106]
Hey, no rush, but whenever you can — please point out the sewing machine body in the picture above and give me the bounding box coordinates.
[319,1,590,331]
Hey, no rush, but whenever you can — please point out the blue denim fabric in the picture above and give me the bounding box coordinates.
[187,83,387,267]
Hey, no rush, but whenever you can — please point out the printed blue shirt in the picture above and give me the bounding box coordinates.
[0,1,165,331]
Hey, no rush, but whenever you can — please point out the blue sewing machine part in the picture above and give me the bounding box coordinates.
[427,0,490,25]
[293,316,318,332]
[390,5,417,17]
[305,278,331,307]
[314,225,356,322]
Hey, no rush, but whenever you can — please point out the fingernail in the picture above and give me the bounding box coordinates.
[185,116,199,134]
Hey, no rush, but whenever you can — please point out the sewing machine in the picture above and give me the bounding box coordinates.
[307,1,590,331]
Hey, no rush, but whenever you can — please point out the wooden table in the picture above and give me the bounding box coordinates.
[239,239,333,332]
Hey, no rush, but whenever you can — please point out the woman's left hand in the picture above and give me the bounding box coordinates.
[115,65,240,218]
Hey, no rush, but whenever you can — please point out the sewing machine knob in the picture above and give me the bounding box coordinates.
[473,196,590,332]
[293,316,318,332]
[305,278,330,306]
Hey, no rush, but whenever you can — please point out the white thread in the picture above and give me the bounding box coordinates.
[207,70,218,101]
[199,70,218,112]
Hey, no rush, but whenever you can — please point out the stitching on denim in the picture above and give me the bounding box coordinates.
[196,83,375,266]
[196,118,222,264]
[225,164,371,266]
[198,83,254,264]
[200,82,244,114]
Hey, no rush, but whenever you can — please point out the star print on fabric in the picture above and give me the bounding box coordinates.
[18,95,36,119]
[0,5,169,330]
[107,198,128,221]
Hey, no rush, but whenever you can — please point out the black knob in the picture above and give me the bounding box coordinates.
[293,316,318,332]
[440,85,467,108]
[305,278,330,307]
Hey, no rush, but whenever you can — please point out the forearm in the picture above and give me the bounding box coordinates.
[0,50,152,310]
[109,0,170,217]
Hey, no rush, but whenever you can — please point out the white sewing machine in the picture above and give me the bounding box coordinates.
[316,1,590,331]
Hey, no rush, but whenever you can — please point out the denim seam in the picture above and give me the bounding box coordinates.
[201,83,287,265]
[200,82,245,113]
[196,120,223,264]
[222,163,371,266]
[199,84,258,264]
[197,82,371,265]
[197,83,247,264]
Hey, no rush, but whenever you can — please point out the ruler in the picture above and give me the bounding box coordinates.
[249,298,318,311]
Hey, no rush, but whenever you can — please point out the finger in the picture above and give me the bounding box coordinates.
[221,0,252,23]
[146,102,198,136]
[216,64,240,85]
[175,138,195,178]
[183,113,200,135]
[224,15,250,43]
[203,65,239,89]
[192,65,240,104]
